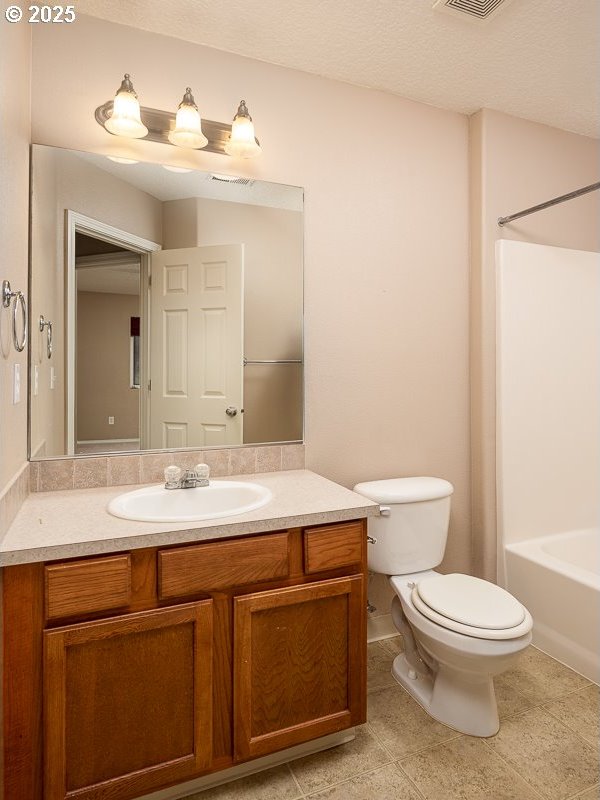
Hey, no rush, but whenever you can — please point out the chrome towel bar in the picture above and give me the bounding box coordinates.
[2,280,27,353]
[39,315,53,358]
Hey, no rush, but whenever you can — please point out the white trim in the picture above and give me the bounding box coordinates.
[76,438,140,445]
[75,252,142,270]
[66,211,162,255]
[65,210,160,455]
[139,258,150,449]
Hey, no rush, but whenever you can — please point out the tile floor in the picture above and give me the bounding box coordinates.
[185,637,599,800]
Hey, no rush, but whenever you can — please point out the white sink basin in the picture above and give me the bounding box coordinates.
[107,480,272,523]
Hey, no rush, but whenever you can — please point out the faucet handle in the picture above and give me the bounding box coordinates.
[195,463,210,480]
[164,465,182,486]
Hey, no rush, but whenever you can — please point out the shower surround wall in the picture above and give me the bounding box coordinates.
[496,240,599,543]
[496,240,600,680]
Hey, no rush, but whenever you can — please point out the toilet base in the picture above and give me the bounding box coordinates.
[391,652,500,737]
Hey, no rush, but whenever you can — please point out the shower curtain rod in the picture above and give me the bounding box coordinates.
[497,181,600,226]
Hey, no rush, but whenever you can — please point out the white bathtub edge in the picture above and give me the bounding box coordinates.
[532,621,599,685]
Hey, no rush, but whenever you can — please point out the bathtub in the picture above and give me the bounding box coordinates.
[504,528,599,683]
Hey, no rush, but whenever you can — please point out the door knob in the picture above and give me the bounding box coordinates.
[225,406,238,417]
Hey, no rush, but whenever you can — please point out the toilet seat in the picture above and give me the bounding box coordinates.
[410,573,532,640]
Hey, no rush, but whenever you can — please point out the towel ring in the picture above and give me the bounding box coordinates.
[2,280,27,353]
[39,315,53,358]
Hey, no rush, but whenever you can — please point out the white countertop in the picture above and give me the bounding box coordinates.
[0,470,379,566]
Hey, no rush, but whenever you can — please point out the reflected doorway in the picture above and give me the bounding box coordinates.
[65,211,159,456]
[75,233,144,454]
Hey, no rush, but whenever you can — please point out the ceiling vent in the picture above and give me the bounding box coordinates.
[433,0,514,22]
[210,173,254,186]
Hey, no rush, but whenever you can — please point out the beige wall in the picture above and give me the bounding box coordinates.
[0,24,30,491]
[469,109,600,580]
[163,197,303,444]
[30,14,471,581]
[76,291,140,442]
[29,145,162,456]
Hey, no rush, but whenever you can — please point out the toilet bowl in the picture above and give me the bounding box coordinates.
[353,477,533,737]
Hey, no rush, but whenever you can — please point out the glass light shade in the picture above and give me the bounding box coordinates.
[225,101,261,158]
[168,89,208,149]
[104,76,148,139]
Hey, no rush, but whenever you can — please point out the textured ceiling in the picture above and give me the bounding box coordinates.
[76,0,599,138]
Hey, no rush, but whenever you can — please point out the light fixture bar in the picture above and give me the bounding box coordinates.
[95,101,233,156]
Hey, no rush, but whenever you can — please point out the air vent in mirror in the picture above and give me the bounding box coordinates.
[210,173,254,186]
[433,0,514,21]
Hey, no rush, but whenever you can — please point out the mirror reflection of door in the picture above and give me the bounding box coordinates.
[75,234,145,454]
[149,245,244,449]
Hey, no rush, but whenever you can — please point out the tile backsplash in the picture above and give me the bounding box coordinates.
[29,444,306,493]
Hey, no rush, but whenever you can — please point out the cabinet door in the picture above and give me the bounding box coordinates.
[44,602,213,800]
[233,576,365,761]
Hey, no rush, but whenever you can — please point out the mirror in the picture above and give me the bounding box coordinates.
[29,145,303,459]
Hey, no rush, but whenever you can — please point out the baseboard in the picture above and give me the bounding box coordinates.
[367,612,397,642]
[136,729,356,800]
[77,438,140,445]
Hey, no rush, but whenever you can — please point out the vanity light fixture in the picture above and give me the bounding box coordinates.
[95,75,261,158]
[103,74,148,139]
[168,88,208,149]
[224,101,261,158]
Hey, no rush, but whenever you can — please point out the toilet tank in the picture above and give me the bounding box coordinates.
[353,477,454,575]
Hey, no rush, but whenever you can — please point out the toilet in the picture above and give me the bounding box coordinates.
[353,477,532,737]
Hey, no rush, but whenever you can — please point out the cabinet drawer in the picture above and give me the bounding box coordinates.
[158,533,290,599]
[303,521,364,574]
[45,554,131,621]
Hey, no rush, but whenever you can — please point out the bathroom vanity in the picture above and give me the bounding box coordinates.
[0,470,377,800]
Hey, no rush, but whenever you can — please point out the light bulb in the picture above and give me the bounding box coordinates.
[104,74,148,139]
[224,100,261,158]
[168,88,208,149]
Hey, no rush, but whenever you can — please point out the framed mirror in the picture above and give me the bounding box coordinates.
[29,145,303,459]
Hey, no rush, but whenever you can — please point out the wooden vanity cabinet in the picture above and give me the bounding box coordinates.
[44,603,213,800]
[233,574,365,760]
[1,520,367,800]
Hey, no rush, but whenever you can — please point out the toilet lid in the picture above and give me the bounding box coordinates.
[415,573,526,630]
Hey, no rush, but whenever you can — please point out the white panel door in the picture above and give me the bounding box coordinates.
[149,245,244,449]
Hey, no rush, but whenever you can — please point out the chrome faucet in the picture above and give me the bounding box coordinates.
[164,463,210,489]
